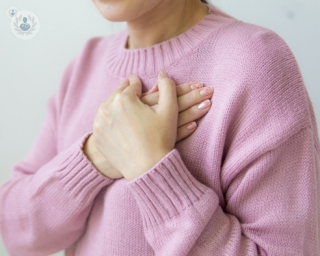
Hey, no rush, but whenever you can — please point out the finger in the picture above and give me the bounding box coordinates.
[141,81,212,110]
[118,78,131,90]
[177,99,212,127]
[157,70,178,114]
[141,85,158,99]
[124,74,142,98]
[109,78,130,101]
[142,84,158,97]
[141,91,159,105]
[176,82,203,97]
[177,86,214,112]
[176,121,197,143]
[143,81,201,98]
[141,82,206,107]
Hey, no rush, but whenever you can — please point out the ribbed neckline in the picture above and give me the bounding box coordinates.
[104,4,236,78]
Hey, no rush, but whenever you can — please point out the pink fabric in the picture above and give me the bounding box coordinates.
[1,4,320,256]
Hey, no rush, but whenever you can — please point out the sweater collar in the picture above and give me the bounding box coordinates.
[104,4,235,78]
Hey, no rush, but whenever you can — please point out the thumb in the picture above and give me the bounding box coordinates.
[157,70,178,114]
[124,74,142,98]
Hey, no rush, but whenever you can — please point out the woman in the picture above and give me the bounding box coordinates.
[1,0,319,255]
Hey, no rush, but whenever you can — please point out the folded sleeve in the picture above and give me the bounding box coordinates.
[127,29,320,255]
[0,56,113,256]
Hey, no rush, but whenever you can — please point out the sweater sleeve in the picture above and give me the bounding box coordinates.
[0,56,114,256]
[127,30,320,255]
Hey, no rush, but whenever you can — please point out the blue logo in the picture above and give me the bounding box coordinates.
[9,9,40,40]
[13,14,37,35]
[6,6,19,19]
[20,17,31,31]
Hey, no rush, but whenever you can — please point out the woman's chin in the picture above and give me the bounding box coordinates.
[101,13,127,22]
[95,3,130,22]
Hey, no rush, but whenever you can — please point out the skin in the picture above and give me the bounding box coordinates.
[85,0,213,180]
[92,0,209,48]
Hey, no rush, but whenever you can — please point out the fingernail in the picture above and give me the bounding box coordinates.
[186,121,197,130]
[148,84,157,92]
[198,99,211,109]
[159,70,168,78]
[190,82,203,90]
[200,87,212,96]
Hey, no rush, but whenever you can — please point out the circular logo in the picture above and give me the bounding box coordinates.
[10,10,40,40]
[6,6,19,19]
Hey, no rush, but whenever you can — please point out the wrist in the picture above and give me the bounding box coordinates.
[83,135,111,177]
[125,148,172,181]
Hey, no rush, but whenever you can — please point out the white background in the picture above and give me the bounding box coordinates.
[0,0,319,255]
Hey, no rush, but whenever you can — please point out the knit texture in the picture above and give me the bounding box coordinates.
[1,4,320,256]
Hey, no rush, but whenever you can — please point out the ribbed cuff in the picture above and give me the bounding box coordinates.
[53,132,114,205]
[128,149,211,227]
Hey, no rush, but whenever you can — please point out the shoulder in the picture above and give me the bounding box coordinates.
[209,21,313,147]
[204,19,300,93]
[212,20,293,70]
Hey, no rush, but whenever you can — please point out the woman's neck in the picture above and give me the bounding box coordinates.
[126,1,209,49]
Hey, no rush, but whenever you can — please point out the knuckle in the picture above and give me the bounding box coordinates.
[187,105,198,116]
[120,91,133,101]
[114,92,130,107]
[187,91,197,102]
[114,92,123,101]
[180,82,193,92]
[99,103,108,115]
[98,102,110,116]
[178,83,192,96]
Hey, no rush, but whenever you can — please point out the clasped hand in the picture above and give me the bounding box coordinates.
[93,70,178,181]
[84,70,213,181]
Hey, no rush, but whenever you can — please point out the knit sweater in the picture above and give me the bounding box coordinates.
[1,4,320,256]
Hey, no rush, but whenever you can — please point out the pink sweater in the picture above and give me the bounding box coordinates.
[1,4,320,256]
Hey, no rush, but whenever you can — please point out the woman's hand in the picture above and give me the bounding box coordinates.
[92,71,178,181]
[141,80,213,142]
[84,73,213,180]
